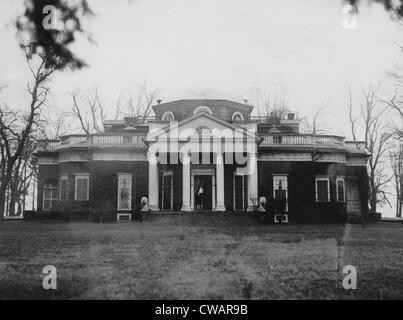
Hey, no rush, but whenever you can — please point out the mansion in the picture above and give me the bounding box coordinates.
[36,99,369,222]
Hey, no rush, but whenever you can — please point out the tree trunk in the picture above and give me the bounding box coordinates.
[0,164,13,218]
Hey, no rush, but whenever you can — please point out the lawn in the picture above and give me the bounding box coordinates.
[0,214,402,299]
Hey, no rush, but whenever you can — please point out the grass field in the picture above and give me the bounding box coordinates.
[0,214,402,299]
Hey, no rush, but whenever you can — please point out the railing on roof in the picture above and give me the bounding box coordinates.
[260,134,345,148]
[38,139,60,151]
[249,115,300,123]
[104,116,156,125]
[38,133,367,153]
[38,133,146,151]
[345,141,367,152]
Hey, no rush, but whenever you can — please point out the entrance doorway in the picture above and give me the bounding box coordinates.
[233,175,246,211]
[162,172,173,211]
[194,175,212,210]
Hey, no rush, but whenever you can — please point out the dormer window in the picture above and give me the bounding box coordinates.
[232,111,244,122]
[193,106,213,115]
[161,111,175,121]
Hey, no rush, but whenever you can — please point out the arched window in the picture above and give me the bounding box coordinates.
[161,111,175,121]
[193,106,213,115]
[232,111,245,122]
[43,179,58,211]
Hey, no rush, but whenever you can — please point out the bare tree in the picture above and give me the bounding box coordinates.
[68,89,105,134]
[38,110,69,139]
[347,83,393,214]
[68,84,160,134]
[301,101,332,135]
[347,86,358,141]
[382,89,403,138]
[253,88,291,120]
[0,52,55,217]
[125,85,160,123]
[390,143,403,217]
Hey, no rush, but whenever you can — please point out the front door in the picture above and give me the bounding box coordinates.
[194,175,212,210]
[233,175,246,211]
[162,173,173,211]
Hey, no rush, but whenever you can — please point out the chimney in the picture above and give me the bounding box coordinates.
[243,99,248,104]
[157,99,162,105]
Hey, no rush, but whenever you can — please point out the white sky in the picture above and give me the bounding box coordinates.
[0,0,401,216]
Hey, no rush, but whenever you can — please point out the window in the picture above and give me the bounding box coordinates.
[193,105,213,115]
[117,174,132,210]
[315,177,330,202]
[161,111,175,121]
[337,177,345,202]
[59,176,68,200]
[273,175,288,211]
[75,175,89,201]
[43,179,58,211]
[232,111,245,122]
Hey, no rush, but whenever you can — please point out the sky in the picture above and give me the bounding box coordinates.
[0,0,402,216]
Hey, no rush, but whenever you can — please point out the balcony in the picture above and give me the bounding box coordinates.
[38,134,146,152]
[345,141,367,153]
[38,133,367,154]
[260,134,366,153]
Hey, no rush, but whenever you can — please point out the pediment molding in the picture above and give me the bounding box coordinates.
[146,111,258,142]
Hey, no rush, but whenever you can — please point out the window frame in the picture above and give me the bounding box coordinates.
[193,105,213,115]
[42,179,58,211]
[273,174,288,211]
[117,173,132,211]
[75,174,89,201]
[232,111,245,122]
[315,177,330,202]
[59,175,69,201]
[336,177,346,203]
[161,111,175,122]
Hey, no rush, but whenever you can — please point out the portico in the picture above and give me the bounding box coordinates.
[145,111,259,212]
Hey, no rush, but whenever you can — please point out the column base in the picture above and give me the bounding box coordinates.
[181,205,192,212]
[214,205,226,212]
[149,205,160,212]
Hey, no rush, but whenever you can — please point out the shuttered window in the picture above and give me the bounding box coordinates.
[75,175,89,201]
[60,176,68,200]
[337,177,345,202]
[43,180,58,211]
[316,177,330,202]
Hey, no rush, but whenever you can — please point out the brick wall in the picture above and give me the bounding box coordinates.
[37,161,149,218]
[257,161,354,222]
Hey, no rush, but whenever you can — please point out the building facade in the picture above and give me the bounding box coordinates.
[36,99,369,222]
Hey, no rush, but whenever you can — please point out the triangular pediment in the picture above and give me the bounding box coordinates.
[147,111,258,142]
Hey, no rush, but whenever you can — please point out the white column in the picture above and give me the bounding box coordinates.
[215,153,226,211]
[181,153,191,211]
[148,154,159,211]
[247,152,258,211]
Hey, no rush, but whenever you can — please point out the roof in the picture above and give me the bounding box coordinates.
[152,99,254,112]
